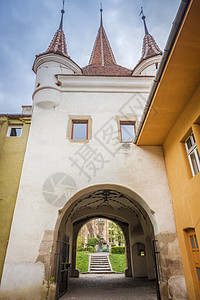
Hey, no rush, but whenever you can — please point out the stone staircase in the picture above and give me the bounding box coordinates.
[89,254,113,274]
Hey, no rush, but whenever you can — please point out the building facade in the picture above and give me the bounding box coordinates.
[0,108,31,283]
[1,1,199,300]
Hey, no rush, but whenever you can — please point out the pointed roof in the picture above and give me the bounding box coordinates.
[45,28,68,57]
[139,9,162,61]
[82,6,132,76]
[44,6,68,57]
[36,4,69,59]
[89,25,117,66]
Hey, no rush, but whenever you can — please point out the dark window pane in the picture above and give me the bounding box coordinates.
[72,123,87,140]
[190,236,196,249]
[10,127,22,137]
[196,267,200,282]
[194,235,199,249]
[186,137,192,150]
[192,133,196,144]
[121,124,135,141]
[10,128,17,136]
[190,152,200,175]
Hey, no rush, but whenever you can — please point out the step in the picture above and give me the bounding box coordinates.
[90,271,113,274]
[90,266,110,270]
[91,260,108,264]
[89,255,113,274]
[91,259,108,262]
[91,258,108,260]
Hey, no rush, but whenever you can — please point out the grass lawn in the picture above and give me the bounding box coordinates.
[76,252,89,273]
[109,254,126,273]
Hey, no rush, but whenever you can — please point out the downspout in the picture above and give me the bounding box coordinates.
[134,0,191,144]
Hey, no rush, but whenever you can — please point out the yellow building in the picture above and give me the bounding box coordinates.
[136,0,200,298]
[0,107,31,283]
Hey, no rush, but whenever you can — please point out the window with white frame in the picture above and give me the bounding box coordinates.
[7,126,23,137]
[185,133,200,176]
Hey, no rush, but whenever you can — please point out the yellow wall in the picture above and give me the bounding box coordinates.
[0,116,31,283]
[163,82,200,300]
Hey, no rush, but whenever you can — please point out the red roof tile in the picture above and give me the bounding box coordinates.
[82,64,132,76]
[140,33,162,61]
[82,25,132,76]
[45,28,68,57]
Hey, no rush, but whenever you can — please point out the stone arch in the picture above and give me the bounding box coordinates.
[54,184,159,236]
[51,184,158,290]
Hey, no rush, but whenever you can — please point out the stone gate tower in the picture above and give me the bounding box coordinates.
[0,5,187,300]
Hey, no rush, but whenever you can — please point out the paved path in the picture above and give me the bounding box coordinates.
[60,274,157,300]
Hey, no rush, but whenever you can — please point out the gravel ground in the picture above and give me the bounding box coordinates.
[60,274,157,300]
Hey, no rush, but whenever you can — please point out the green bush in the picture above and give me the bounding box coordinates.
[77,247,86,252]
[86,237,99,248]
[111,246,125,254]
[87,246,95,253]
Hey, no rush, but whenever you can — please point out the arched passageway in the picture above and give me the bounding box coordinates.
[52,185,158,299]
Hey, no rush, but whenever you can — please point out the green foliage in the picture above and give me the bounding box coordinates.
[111,246,125,254]
[76,252,89,272]
[109,254,126,273]
[77,234,83,249]
[77,247,86,252]
[86,237,99,248]
[42,244,55,299]
[87,246,95,253]
[49,277,55,284]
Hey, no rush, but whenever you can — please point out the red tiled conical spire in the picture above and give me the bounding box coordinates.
[88,26,117,66]
[44,3,68,57]
[82,5,132,76]
[139,8,162,61]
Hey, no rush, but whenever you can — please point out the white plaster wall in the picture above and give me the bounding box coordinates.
[140,63,158,76]
[1,69,175,292]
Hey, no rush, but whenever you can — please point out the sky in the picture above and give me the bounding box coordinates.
[0,0,180,114]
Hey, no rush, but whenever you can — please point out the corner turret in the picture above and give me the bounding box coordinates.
[132,8,162,76]
[32,2,82,109]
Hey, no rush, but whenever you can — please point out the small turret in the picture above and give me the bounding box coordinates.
[132,8,162,76]
[32,1,82,109]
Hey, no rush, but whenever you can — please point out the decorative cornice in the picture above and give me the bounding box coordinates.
[132,55,162,75]
[32,53,82,74]
[56,74,153,93]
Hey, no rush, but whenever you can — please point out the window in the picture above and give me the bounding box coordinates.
[71,121,88,140]
[120,121,135,142]
[187,229,200,287]
[67,116,92,142]
[139,250,145,257]
[7,126,22,137]
[185,133,200,176]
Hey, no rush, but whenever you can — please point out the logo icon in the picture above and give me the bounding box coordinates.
[43,173,77,207]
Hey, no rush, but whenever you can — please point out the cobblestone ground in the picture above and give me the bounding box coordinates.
[60,274,157,300]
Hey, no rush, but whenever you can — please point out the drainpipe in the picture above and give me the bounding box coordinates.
[134,0,191,144]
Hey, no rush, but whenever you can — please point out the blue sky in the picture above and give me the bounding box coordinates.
[0,0,180,113]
